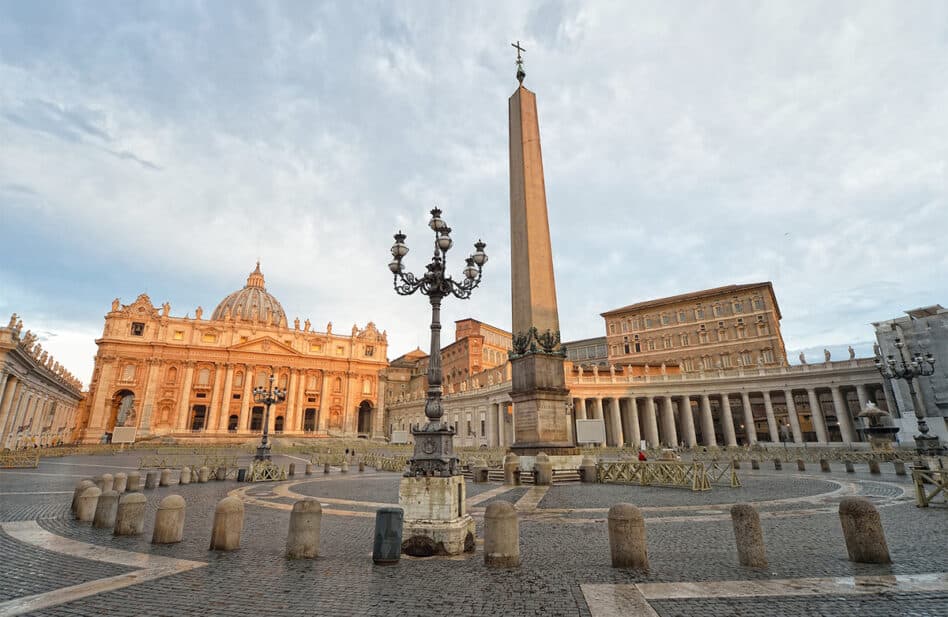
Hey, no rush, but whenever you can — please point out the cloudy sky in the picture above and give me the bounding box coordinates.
[1,1,946,385]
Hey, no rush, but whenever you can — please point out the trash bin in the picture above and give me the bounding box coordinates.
[372,507,404,565]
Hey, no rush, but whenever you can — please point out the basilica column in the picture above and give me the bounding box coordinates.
[216,364,235,431]
[207,364,225,433]
[720,393,737,447]
[783,390,803,443]
[831,386,856,443]
[807,388,828,443]
[642,397,660,448]
[608,398,624,447]
[239,364,254,431]
[761,392,778,442]
[139,359,162,434]
[740,392,757,445]
[699,394,716,447]
[677,396,696,448]
[175,362,195,432]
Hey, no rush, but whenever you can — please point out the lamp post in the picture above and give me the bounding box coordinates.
[253,372,286,461]
[389,207,487,477]
[875,337,941,457]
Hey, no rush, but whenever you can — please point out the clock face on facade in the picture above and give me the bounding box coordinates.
[421,437,437,455]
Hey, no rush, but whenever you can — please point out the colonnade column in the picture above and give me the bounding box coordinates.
[762,392,779,442]
[494,403,503,447]
[831,386,856,443]
[699,394,716,447]
[677,396,696,447]
[784,390,803,443]
[855,384,870,411]
[0,375,19,445]
[591,398,606,446]
[660,397,678,447]
[608,398,623,447]
[720,393,737,447]
[216,363,235,431]
[624,397,641,448]
[807,388,828,443]
[740,392,756,445]
[642,397,660,448]
[174,363,195,432]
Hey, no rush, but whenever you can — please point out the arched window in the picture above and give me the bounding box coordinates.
[166,366,178,384]
[362,378,372,395]
[333,377,342,393]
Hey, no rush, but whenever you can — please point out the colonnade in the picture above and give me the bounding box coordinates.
[0,370,80,449]
[571,382,887,448]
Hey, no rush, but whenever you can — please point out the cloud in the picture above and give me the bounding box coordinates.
[0,1,946,384]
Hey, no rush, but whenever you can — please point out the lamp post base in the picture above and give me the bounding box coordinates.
[254,445,272,461]
[398,475,475,556]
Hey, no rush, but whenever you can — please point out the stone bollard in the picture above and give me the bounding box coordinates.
[894,461,906,476]
[305,463,315,475]
[533,452,553,486]
[209,496,244,551]
[484,501,519,568]
[144,470,159,489]
[751,459,760,470]
[730,503,768,568]
[503,453,520,486]
[820,459,831,473]
[868,459,881,475]
[126,471,141,492]
[96,473,114,492]
[288,463,296,477]
[838,497,891,563]
[179,467,191,485]
[324,462,331,474]
[845,460,855,473]
[159,468,173,487]
[113,472,128,493]
[372,507,403,565]
[215,467,226,481]
[580,455,598,483]
[152,495,186,544]
[340,460,349,473]
[191,468,199,483]
[773,459,782,471]
[470,458,488,483]
[198,466,210,483]
[607,503,649,569]
[71,480,96,516]
[77,486,102,522]
[286,498,322,559]
[114,492,147,536]
[796,459,806,471]
[359,460,365,473]
[93,490,120,529]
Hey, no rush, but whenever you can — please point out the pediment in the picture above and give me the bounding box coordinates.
[228,336,302,356]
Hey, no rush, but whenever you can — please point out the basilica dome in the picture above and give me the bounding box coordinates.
[211,262,287,324]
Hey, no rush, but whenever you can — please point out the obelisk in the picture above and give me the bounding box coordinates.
[507,43,576,455]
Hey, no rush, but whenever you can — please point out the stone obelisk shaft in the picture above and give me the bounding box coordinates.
[508,85,575,454]
[509,86,560,336]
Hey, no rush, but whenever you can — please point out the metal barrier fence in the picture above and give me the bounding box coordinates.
[138,455,240,470]
[597,460,742,492]
[0,451,40,468]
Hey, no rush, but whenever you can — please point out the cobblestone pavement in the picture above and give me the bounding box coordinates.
[0,451,945,616]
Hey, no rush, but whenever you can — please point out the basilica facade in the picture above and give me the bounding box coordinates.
[78,264,388,444]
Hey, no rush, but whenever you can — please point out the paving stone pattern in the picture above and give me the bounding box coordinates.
[1,451,945,617]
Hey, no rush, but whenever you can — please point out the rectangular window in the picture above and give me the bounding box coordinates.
[202,333,216,343]
[762,349,774,363]
[702,356,713,369]
[661,314,670,325]
[233,394,240,399]
[634,343,641,353]
[680,333,689,346]
[131,322,145,336]
[741,352,753,365]
[365,345,375,357]
[695,307,705,319]
[196,392,207,399]
[621,321,628,333]
[647,339,656,351]
[173,330,184,340]
[713,305,723,317]
[754,298,765,310]
[480,419,486,436]
[721,354,732,368]
[609,323,616,334]
[734,301,743,313]
[677,310,686,323]
[336,346,345,356]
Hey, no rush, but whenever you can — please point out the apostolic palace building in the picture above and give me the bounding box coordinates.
[76,263,388,444]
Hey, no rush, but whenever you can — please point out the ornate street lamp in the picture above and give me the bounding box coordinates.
[390,207,487,476]
[253,371,286,461]
[875,337,942,457]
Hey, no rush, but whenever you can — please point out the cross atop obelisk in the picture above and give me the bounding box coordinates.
[511,40,526,84]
